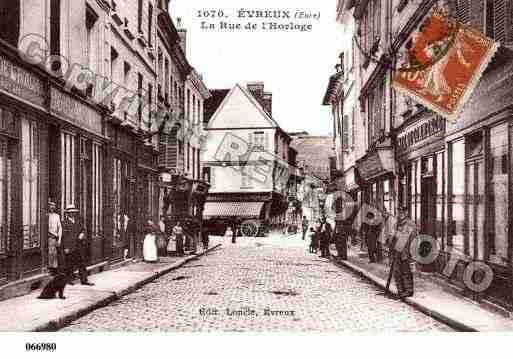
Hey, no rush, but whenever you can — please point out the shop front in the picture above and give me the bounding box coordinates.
[0,44,113,298]
[203,193,271,236]
[356,145,395,258]
[396,111,446,272]
[441,53,513,307]
[160,174,209,252]
[357,146,396,213]
[136,144,159,257]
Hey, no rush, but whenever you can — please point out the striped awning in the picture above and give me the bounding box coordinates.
[203,202,265,219]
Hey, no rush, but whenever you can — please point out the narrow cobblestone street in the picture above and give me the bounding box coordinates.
[63,234,452,332]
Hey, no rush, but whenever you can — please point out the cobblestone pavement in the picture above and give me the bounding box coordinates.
[63,233,452,332]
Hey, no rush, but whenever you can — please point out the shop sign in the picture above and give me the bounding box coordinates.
[0,55,45,107]
[397,115,444,151]
[50,87,102,134]
[358,149,395,181]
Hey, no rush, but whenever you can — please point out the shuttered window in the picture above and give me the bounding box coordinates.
[252,132,266,152]
[92,142,102,238]
[0,132,13,254]
[61,132,76,211]
[367,78,385,147]
[22,118,40,250]
[372,0,380,43]
[351,107,356,147]
[491,0,507,43]
[343,115,349,150]
[457,0,471,25]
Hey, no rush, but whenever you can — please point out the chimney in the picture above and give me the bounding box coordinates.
[262,92,272,116]
[176,17,186,54]
[247,82,272,116]
[247,82,264,101]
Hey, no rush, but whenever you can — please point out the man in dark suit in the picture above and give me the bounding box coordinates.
[318,215,333,258]
[361,212,382,263]
[301,216,309,241]
[61,205,94,286]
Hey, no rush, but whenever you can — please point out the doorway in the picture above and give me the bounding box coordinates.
[421,177,436,237]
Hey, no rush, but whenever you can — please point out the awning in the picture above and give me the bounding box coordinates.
[203,202,265,219]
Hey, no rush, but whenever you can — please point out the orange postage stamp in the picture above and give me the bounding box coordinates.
[392,10,499,122]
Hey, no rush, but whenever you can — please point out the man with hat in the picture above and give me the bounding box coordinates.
[389,206,417,298]
[61,205,94,286]
[318,215,333,258]
[47,201,62,275]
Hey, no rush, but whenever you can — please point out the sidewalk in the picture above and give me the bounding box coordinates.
[333,247,513,331]
[0,241,222,332]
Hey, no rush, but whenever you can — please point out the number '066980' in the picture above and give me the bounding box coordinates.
[25,343,57,351]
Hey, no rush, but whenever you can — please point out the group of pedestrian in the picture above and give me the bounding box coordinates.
[302,215,333,258]
[142,217,210,262]
[301,205,417,299]
[41,202,94,300]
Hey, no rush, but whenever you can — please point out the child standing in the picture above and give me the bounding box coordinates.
[308,227,319,253]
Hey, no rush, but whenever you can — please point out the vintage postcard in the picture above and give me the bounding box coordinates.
[1,0,513,357]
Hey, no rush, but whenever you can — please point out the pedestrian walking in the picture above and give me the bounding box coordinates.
[307,227,318,253]
[143,220,158,262]
[318,216,333,258]
[333,222,348,260]
[157,215,167,257]
[61,205,94,286]
[301,216,309,241]
[361,212,382,263]
[201,226,210,253]
[173,221,185,256]
[389,206,417,298]
[47,201,62,276]
[380,208,395,263]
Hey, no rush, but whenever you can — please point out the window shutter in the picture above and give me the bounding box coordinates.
[343,115,349,150]
[494,0,507,43]
[457,0,471,25]
[264,132,269,151]
[210,167,215,188]
[373,0,380,42]
[351,108,356,147]
[248,133,253,151]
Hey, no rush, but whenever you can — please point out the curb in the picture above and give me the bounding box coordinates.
[34,243,222,332]
[331,257,477,332]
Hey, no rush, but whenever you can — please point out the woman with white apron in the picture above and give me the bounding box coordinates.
[143,220,158,262]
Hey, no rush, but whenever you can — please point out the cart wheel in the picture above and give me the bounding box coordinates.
[241,220,258,237]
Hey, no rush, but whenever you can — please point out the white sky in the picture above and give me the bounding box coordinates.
[170,0,348,135]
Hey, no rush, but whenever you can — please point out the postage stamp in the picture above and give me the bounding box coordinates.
[392,10,499,122]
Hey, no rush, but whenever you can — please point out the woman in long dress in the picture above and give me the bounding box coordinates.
[143,220,158,262]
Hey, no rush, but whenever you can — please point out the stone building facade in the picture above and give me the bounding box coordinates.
[0,0,209,300]
[329,0,513,308]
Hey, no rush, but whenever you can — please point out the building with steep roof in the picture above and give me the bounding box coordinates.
[201,82,297,234]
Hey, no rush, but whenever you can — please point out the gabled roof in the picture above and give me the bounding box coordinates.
[236,83,280,128]
[205,83,277,129]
